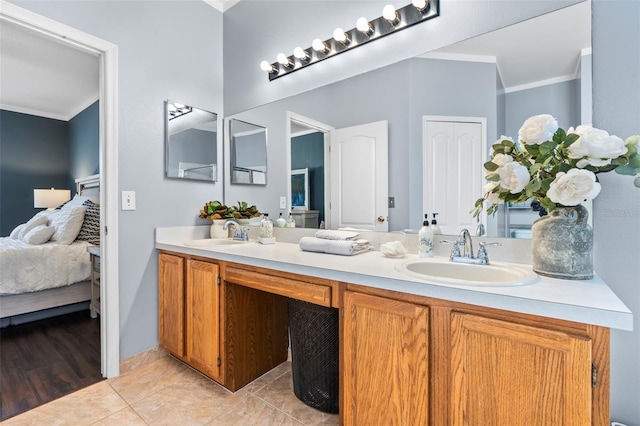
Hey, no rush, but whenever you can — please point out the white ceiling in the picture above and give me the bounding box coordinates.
[0,19,99,121]
[0,1,590,121]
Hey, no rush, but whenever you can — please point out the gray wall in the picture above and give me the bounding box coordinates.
[68,100,100,190]
[592,1,640,423]
[11,0,225,359]
[0,110,69,236]
[505,79,578,138]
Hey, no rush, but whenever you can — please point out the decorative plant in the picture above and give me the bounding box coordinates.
[472,114,640,217]
[199,200,261,220]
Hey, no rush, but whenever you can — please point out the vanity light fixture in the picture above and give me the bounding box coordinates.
[293,47,311,62]
[333,27,351,45]
[356,17,375,36]
[260,0,439,81]
[167,101,192,120]
[312,38,330,54]
[277,52,294,68]
[382,4,400,26]
[412,0,429,13]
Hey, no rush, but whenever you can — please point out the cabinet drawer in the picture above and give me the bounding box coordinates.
[225,266,332,307]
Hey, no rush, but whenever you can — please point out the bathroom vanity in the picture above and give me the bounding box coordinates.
[156,227,632,425]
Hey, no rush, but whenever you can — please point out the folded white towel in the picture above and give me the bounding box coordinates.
[299,237,370,256]
[314,230,359,241]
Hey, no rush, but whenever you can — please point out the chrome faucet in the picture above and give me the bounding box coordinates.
[223,220,248,241]
[440,228,501,265]
[458,229,474,258]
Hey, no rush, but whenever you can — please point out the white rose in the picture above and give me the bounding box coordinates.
[518,114,559,145]
[568,126,628,168]
[498,162,530,194]
[491,153,513,167]
[483,181,503,204]
[547,169,601,206]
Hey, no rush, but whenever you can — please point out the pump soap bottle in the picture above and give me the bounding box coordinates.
[430,213,442,235]
[418,214,434,258]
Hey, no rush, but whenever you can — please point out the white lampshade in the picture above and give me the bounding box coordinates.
[34,188,71,210]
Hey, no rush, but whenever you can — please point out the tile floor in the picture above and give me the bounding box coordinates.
[3,348,339,425]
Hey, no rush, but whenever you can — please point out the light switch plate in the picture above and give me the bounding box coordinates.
[388,197,395,208]
[122,191,136,211]
[280,196,287,209]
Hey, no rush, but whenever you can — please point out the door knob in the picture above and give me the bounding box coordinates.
[377,216,385,223]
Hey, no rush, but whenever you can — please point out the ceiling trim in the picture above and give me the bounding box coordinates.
[0,103,68,121]
[505,74,577,94]
[202,0,240,13]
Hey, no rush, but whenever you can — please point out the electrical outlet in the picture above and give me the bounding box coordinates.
[122,191,136,211]
[280,196,287,209]
[388,197,395,208]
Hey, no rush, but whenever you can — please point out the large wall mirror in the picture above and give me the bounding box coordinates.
[229,118,268,185]
[165,100,218,182]
[224,1,591,238]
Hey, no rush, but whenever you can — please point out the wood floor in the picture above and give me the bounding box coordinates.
[0,310,102,421]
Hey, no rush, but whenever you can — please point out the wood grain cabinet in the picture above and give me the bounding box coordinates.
[450,312,593,425]
[344,285,609,425]
[343,291,430,425]
[158,253,222,382]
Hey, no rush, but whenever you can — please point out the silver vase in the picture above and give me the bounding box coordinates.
[531,204,593,280]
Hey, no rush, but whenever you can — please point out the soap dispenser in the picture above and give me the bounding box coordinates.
[418,214,434,258]
[275,212,286,228]
[285,213,296,228]
[430,213,442,235]
[259,213,275,244]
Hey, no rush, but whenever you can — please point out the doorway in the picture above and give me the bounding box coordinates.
[1,1,119,379]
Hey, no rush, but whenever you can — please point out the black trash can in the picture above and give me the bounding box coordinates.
[288,298,339,414]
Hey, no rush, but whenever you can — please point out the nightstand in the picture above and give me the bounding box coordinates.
[87,246,101,318]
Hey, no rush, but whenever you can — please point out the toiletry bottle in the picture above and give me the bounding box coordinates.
[260,213,274,238]
[276,212,286,228]
[430,213,442,234]
[285,213,296,228]
[418,214,434,257]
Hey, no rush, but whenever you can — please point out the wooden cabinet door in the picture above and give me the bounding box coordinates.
[186,259,221,381]
[343,291,429,425]
[158,253,185,358]
[450,312,592,425]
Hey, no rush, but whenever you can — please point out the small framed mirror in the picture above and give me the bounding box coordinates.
[165,100,218,182]
[229,118,267,185]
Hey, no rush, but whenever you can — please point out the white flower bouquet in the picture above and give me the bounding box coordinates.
[473,114,640,216]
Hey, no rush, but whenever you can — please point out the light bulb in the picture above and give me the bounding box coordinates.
[312,38,329,53]
[167,103,177,112]
[382,4,399,25]
[277,53,289,65]
[412,0,428,11]
[333,28,350,45]
[356,17,374,35]
[260,60,274,72]
[293,47,309,60]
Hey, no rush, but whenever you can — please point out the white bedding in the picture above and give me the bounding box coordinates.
[0,237,91,295]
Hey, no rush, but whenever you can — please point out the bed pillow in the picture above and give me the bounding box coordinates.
[62,194,99,210]
[75,200,101,245]
[17,214,49,239]
[22,224,55,245]
[10,224,25,239]
[49,206,88,245]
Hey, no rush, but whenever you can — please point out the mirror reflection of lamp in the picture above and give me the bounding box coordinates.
[34,188,71,210]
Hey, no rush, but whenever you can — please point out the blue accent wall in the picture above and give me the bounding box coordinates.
[291,131,325,223]
[68,100,100,189]
[0,103,99,236]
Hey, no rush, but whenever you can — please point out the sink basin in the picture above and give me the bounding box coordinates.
[184,238,249,247]
[395,258,538,287]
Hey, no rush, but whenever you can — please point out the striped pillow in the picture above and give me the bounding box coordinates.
[76,200,100,245]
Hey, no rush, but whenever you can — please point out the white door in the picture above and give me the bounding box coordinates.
[330,121,388,232]
[423,117,486,235]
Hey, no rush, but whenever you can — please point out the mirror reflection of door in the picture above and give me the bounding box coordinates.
[423,116,486,236]
[288,113,333,228]
[330,120,389,232]
[229,119,267,185]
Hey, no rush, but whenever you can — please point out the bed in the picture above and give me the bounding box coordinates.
[0,175,100,324]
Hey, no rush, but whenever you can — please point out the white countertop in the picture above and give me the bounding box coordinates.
[156,226,632,331]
